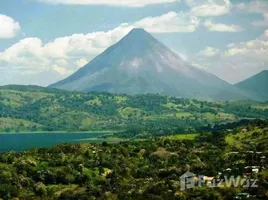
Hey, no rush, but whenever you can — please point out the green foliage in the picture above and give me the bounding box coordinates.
[0,120,267,199]
[1,86,268,137]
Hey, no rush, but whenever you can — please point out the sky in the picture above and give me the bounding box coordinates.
[0,0,267,86]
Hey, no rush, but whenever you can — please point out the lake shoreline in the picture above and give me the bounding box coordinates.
[0,132,118,152]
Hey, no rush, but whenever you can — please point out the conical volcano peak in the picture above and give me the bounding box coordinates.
[128,28,149,35]
[50,26,251,101]
[121,28,157,44]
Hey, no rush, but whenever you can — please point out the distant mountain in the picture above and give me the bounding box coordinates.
[235,70,268,101]
[50,28,250,101]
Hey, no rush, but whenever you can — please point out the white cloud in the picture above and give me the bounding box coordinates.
[1,10,200,86]
[0,24,132,82]
[235,0,268,14]
[235,0,268,27]
[51,64,73,75]
[193,29,268,83]
[252,13,268,27]
[224,39,268,59]
[74,58,88,68]
[197,46,220,57]
[186,0,231,16]
[0,37,50,69]
[264,29,268,39]
[0,11,200,73]
[38,0,180,7]
[0,14,21,39]
[204,19,242,32]
[134,12,200,33]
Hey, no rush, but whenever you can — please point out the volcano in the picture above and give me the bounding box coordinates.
[50,28,250,100]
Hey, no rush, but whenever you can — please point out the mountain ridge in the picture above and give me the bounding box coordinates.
[235,70,268,101]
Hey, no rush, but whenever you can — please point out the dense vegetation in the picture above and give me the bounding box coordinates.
[0,120,267,199]
[1,85,268,138]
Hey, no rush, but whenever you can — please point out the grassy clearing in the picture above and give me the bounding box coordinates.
[260,169,268,177]
[143,115,168,120]
[86,98,102,106]
[165,133,199,140]
[252,104,268,110]
[145,112,193,120]
[0,117,42,132]
[164,102,179,109]
[175,112,193,119]
[81,118,95,129]
[114,96,128,104]
[0,90,53,107]
[118,107,144,119]
[201,113,216,120]
[225,127,268,150]
[217,112,237,120]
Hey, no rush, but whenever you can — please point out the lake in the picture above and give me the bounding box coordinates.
[0,133,108,152]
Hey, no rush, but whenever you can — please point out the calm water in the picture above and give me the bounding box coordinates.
[0,133,107,152]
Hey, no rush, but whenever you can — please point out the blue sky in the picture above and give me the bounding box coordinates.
[0,0,267,86]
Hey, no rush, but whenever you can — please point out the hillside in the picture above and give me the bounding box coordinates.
[235,70,268,101]
[1,85,268,136]
[0,120,267,199]
[50,28,250,101]
[225,120,268,151]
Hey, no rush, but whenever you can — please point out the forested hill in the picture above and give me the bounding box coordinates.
[0,85,268,136]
